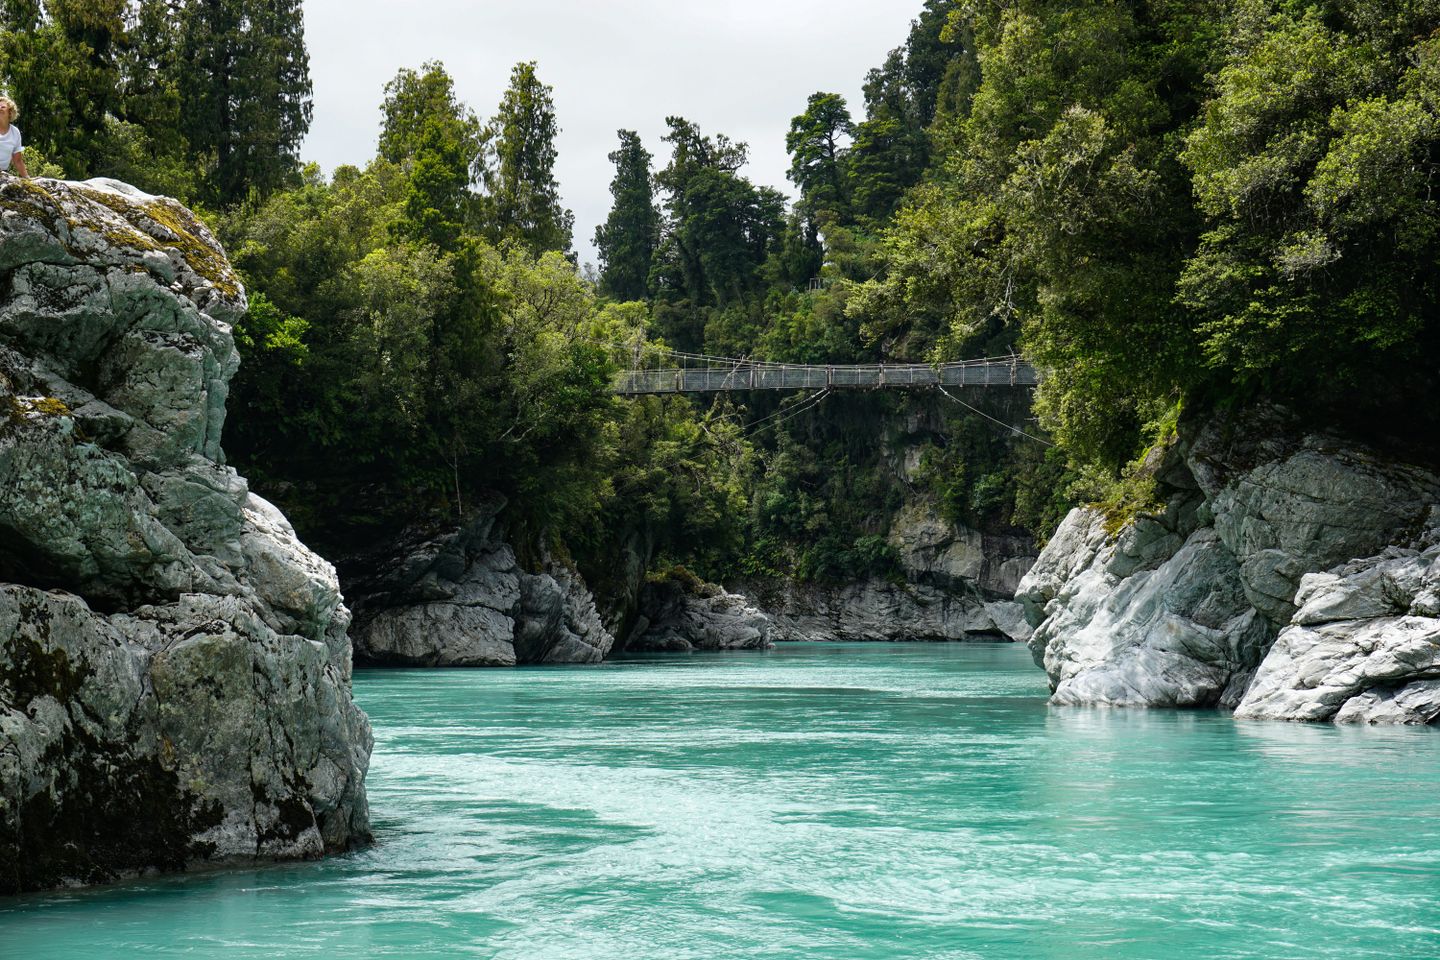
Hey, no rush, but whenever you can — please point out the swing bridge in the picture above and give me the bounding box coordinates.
[607,345,1048,442]
[613,352,1037,395]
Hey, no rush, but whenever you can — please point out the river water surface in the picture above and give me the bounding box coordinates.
[4,643,1440,959]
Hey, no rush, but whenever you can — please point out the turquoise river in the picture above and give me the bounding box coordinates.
[4,643,1440,959]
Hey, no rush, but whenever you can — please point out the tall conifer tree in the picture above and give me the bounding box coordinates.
[179,0,312,203]
[380,62,483,251]
[594,130,659,301]
[118,0,186,156]
[484,61,573,256]
[786,92,855,223]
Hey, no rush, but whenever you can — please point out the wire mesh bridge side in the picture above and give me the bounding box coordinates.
[613,360,1038,395]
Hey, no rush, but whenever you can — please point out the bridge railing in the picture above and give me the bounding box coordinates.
[614,360,1037,395]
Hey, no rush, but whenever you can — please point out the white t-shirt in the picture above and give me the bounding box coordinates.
[0,126,23,171]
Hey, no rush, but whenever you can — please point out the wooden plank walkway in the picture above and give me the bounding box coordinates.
[615,360,1037,395]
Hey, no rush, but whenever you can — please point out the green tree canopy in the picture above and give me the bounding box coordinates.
[654,117,786,318]
[1178,1,1440,394]
[178,0,312,203]
[380,61,484,251]
[0,0,124,177]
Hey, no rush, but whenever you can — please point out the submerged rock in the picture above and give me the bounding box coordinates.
[344,504,613,667]
[1019,409,1440,724]
[0,177,370,892]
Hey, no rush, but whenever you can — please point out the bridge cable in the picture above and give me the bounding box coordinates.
[933,384,1055,447]
[742,388,832,437]
[755,387,832,435]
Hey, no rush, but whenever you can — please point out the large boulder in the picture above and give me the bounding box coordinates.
[1235,528,1440,723]
[0,177,370,892]
[1190,410,1440,625]
[1019,409,1440,724]
[1018,504,1270,708]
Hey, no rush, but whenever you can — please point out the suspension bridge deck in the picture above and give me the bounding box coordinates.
[615,359,1037,395]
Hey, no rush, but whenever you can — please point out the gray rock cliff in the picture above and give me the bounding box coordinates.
[733,498,1034,645]
[738,576,1031,644]
[0,177,371,892]
[1018,407,1440,723]
[1235,523,1440,723]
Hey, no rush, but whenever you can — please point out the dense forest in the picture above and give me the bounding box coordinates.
[5,0,1440,591]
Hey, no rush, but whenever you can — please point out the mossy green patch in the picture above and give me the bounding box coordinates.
[25,396,71,417]
[0,177,63,230]
[645,563,706,591]
[6,176,56,204]
[2,177,240,299]
[2,396,72,430]
[1087,400,1183,538]
[3,630,84,709]
[70,185,240,298]
[1096,470,1163,538]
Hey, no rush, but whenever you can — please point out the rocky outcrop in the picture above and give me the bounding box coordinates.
[727,495,1035,645]
[343,503,613,667]
[0,177,370,892]
[1019,406,1440,723]
[1018,504,1269,708]
[1189,408,1440,625]
[1235,525,1440,723]
[625,575,776,652]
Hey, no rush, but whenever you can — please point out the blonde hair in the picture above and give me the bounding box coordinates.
[0,97,16,122]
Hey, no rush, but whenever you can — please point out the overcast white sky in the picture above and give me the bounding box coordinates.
[299,0,923,267]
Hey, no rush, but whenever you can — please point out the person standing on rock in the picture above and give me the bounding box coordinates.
[0,97,28,178]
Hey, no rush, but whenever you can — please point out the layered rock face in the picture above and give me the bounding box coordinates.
[625,576,776,652]
[1018,407,1440,723]
[0,177,371,892]
[1017,505,1268,708]
[344,502,613,667]
[887,500,1037,598]
[737,577,1031,644]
